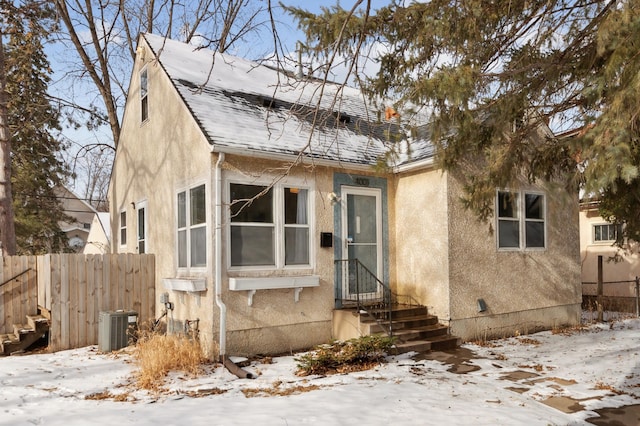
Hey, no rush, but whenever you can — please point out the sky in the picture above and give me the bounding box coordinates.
[1,311,639,425]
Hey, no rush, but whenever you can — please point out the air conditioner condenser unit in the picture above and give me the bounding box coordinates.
[98,310,138,352]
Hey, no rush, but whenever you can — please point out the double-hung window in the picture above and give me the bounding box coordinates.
[137,202,147,254]
[177,184,206,269]
[497,190,546,250]
[119,211,127,247]
[229,183,310,268]
[140,68,148,122]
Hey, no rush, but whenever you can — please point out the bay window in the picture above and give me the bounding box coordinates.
[230,183,310,268]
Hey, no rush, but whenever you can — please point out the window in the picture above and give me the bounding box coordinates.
[140,68,148,122]
[497,190,545,250]
[177,184,206,268]
[137,203,147,254]
[119,211,127,246]
[594,224,622,243]
[229,183,310,268]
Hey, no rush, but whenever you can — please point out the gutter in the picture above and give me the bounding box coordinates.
[393,156,436,174]
[214,152,255,379]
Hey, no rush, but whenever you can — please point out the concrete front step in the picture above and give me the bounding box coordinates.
[392,323,450,341]
[393,334,461,354]
[357,304,460,354]
[366,314,440,334]
[367,305,429,320]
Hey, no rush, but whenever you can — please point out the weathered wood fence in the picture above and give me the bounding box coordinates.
[0,254,155,352]
[0,256,38,336]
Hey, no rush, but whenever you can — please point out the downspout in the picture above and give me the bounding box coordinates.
[215,152,254,379]
[215,152,227,358]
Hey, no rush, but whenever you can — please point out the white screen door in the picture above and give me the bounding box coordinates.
[341,186,382,300]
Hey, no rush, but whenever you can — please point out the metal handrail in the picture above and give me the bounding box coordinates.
[0,268,32,289]
[335,258,419,338]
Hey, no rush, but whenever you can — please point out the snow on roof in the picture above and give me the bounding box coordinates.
[143,33,434,167]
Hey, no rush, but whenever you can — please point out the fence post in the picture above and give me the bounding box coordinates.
[636,276,640,318]
[597,255,604,322]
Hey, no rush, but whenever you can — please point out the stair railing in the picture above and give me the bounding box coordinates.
[335,258,421,338]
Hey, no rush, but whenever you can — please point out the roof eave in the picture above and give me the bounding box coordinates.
[209,143,379,172]
[394,156,436,173]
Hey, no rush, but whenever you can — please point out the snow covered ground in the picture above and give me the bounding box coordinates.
[1,312,639,426]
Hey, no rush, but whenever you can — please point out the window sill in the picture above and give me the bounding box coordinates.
[162,277,206,292]
[229,276,320,306]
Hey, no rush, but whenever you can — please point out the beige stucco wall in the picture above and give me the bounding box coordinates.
[109,40,217,356]
[390,167,450,321]
[219,155,337,356]
[446,171,582,341]
[580,207,640,297]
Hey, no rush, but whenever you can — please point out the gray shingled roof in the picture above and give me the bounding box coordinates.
[143,33,434,167]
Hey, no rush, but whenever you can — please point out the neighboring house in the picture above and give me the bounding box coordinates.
[55,185,98,252]
[83,212,111,254]
[580,200,639,297]
[109,34,581,358]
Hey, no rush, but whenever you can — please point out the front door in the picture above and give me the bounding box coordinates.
[341,186,382,300]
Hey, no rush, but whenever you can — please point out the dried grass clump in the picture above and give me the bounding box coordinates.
[133,333,206,390]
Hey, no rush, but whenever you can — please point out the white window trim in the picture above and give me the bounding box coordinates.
[176,182,208,273]
[592,222,622,244]
[119,209,127,248]
[136,200,148,254]
[226,177,315,271]
[140,67,149,124]
[496,189,547,251]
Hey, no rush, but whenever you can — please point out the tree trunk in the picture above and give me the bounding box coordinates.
[0,33,17,255]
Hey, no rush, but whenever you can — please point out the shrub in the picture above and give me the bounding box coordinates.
[133,332,206,390]
[295,335,394,376]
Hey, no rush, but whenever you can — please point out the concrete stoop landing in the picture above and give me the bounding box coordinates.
[336,304,461,354]
[0,314,50,355]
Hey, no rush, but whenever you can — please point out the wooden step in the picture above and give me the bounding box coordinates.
[26,314,50,331]
[13,323,34,336]
[1,313,50,356]
[0,333,21,355]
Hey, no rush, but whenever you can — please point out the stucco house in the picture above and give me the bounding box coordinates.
[580,200,639,299]
[83,212,111,254]
[109,33,582,358]
[56,185,98,252]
